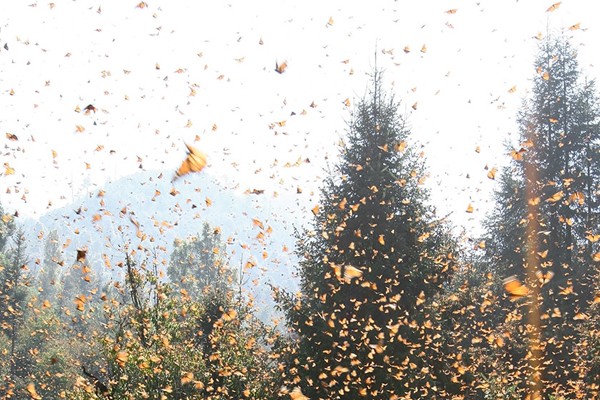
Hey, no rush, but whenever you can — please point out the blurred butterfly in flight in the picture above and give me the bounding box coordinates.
[173,143,207,182]
[503,275,529,299]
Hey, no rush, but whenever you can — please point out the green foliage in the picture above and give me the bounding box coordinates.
[65,244,280,399]
[483,169,527,277]
[0,204,281,399]
[38,230,64,303]
[0,227,32,395]
[0,204,16,252]
[168,222,233,300]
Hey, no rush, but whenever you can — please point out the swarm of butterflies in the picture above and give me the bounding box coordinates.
[503,270,555,299]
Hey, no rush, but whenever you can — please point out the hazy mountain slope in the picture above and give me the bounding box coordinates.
[21,170,309,315]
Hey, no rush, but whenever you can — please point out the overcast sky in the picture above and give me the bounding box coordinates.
[1,0,599,238]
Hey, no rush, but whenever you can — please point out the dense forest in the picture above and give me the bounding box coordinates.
[2,35,600,399]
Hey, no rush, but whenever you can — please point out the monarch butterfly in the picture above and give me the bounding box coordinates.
[546,2,561,12]
[275,60,287,74]
[221,309,237,322]
[26,383,42,400]
[503,276,529,299]
[344,265,363,280]
[535,270,554,285]
[83,104,97,114]
[574,312,589,321]
[172,143,207,182]
[331,263,363,282]
[289,387,309,400]
[76,248,87,263]
[546,190,564,203]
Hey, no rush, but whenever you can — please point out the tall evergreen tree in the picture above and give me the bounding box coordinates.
[0,204,15,252]
[60,249,94,314]
[276,71,456,399]
[39,230,64,303]
[0,227,32,392]
[483,35,600,396]
[167,222,232,299]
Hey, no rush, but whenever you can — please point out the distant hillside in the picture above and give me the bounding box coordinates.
[21,170,311,317]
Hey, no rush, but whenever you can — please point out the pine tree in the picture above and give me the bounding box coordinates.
[167,222,232,300]
[0,204,15,252]
[60,249,94,315]
[39,230,64,303]
[276,71,456,399]
[483,35,600,395]
[0,227,32,389]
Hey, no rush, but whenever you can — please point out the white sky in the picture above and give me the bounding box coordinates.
[1,0,599,238]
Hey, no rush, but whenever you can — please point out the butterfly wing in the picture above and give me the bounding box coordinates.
[503,276,529,299]
[275,60,287,74]
[173,143,207,182]
[186,143,207,171]
[536,270,555,285]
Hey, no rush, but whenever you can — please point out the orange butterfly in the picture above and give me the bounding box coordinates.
[546,2,561,12]
[221,309,237,322]
[536,270,554,286]
[289,387,309,400]
[330,263,363,282]
[275,60,287,74]
[173,143,207,182]
[503,276,529,299]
